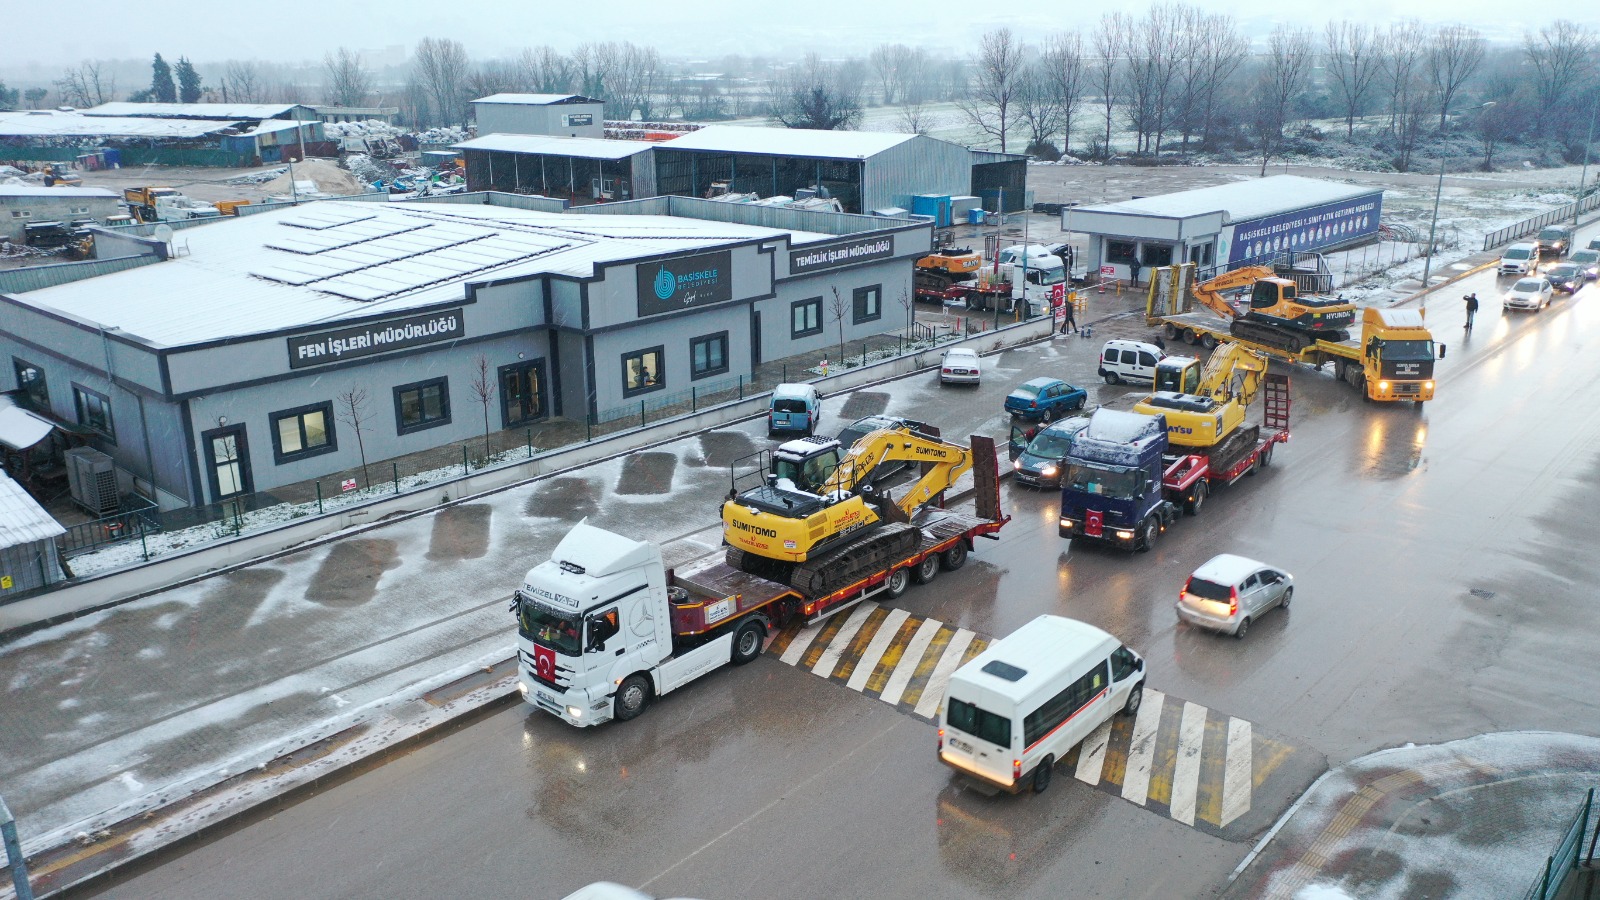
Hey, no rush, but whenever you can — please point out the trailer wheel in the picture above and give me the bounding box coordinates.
[1032,755,1055,794]
[1165,323,1181,340]
[912,553,941,584]
[1258,444,1274,468]
[1201,333,1219,350]
[1184,329,1201,346]
[731,619,766,665]
[614,675,652,722]
[1135,517,1159,552]
[1184,480,1208,516]
[884,567,910,599]
[940,541,968,571]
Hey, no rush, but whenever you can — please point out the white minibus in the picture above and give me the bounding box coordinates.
[938,615,1145,794]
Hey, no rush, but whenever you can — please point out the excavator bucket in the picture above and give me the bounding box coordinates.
[971,435,1001,523]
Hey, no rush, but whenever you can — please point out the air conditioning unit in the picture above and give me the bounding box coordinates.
[65,447,118,516]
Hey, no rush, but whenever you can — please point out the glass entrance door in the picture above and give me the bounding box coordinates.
[500,360,547,427]
[206,425,252,500]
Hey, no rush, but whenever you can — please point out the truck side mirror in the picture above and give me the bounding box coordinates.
[1438,344,1447,359]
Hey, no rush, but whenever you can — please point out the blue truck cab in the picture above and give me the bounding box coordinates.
[1057,409,1178,552]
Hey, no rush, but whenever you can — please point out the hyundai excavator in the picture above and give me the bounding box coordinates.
[721,425,973,596]
[1192,266,1356,353]
[1133,341,1271,462]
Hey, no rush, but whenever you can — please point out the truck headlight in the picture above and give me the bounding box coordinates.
[1424,381,1434,390]
[1060,518,1074,529]
[1115,529,1134,540]
[518,682,529,696]
[1378,380,1390,391]
[566,705,584,719]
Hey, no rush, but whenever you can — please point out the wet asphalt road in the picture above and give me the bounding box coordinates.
[79,256,1600,899]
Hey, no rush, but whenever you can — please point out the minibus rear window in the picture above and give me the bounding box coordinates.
[947,698,1012,747]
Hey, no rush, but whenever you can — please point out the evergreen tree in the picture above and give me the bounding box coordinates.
[175,57,202,104]
[0,80,20,108]
[150,54,176,103]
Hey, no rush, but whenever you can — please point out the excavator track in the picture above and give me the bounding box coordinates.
[790,522,921,598]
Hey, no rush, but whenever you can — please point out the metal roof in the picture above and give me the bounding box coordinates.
[1075,176,1380,224]
[455,134,654,160]
[0,111,243,139]
[0,186,118,198]
[662,125,920,160]
[472,94,599,106]
[10,199,834,348]
[82,102,308,119]
[0,471,65,548]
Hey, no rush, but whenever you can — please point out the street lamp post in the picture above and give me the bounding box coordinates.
[1420,101,1496,305]
[1574,101,1597,227]
[288,157,299,205]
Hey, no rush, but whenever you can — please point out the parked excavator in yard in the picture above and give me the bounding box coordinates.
[722,424,975,596]
[1192,266,1356,353]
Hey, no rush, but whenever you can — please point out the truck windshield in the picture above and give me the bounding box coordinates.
[516,594,582,655]
[946,698,1013,748]
[1063,463,1142,498]
[1382,339,1435,361]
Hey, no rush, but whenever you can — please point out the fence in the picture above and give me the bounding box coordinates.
[594,373,753,426]
[1484,190,1600,251]
[56,498,161,558]
[1524,787,1598,900]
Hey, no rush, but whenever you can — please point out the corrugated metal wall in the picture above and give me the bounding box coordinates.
[0,540,59,595]
[0,255,161,294]
[865,136,972,213]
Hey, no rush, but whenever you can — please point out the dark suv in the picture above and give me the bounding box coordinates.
[1536,226,1573,259]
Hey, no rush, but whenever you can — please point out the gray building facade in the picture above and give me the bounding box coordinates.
[1,187,121,243]
[472,94,605,139]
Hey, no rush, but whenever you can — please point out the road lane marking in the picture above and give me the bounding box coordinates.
[877,617,942,705]
[913,629,977,719]
[1169,701,1208,826]
[846,608,910,692]
[1221,717,1253,827]
[1121,689,1165,806]
[1074,718,1115,786]
[778,619,826,666]
[810,603,879,678]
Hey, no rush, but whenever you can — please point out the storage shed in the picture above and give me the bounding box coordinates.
[0,470,65,595]
[471,94,605,139]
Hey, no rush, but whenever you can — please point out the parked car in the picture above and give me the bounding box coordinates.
[768,383,822,437]
[1010,417,1092,488]
[1097,339,1164,384]
[1546,263,1584,294]
[1535,225,1573,258]
[1498,242,1541,276]
[1588,237,1600,252]
[1568,248,1600,280]
[835,414,924,483]
[1176,554,1294,639]
[1503,276,1554,311]
[1004,377,1088,423]
[939,348,982,385]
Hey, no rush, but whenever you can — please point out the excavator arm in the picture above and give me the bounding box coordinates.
[1190,266,1277,321]
[1195,342,1270,407]
[821,427,973,518]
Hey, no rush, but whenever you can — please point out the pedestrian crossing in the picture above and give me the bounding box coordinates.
[767,601,1311,838]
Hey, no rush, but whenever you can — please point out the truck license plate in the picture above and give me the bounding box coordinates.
[536,690,555,706]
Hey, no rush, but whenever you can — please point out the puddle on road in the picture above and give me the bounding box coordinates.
[426,504,492,561]
[523,477,598,522]
[305,539,399,607]
[837,390,889,421]
[616,452,676,495]
[698,431,754,468]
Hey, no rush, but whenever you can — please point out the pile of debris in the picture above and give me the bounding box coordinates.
[223,166,290,185]
[259,158,367,199]
[324,119,406,139]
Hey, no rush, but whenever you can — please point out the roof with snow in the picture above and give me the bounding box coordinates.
[1075,176,1379,223]
[0,470,64,548]
[82,102,309,120]
[0,401,56,452]
[472,94,600,106]
[0,111,243,139]
[662,125,921,160]
[0,186,118,199]
[8,199,833,348]
[455,133,655,160]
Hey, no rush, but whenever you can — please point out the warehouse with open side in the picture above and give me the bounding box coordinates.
[0,193,930,510]
[1066,175,1385,282]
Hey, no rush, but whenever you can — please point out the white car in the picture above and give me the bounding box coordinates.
[1176,554,1294,639]
[939,348,981,385]
[1502,277,1553,312]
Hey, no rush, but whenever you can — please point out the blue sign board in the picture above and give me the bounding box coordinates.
[635,250,733,317]
[1225,192,1383,265]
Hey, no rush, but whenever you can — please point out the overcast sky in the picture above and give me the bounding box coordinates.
[1,0,1575,75]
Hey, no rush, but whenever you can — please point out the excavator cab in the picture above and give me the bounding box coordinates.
[769,439,844,495]
[1250,278,1296,310]
[1154,357,1202,395]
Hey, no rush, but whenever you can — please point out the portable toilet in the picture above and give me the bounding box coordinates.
[912,194,953,228]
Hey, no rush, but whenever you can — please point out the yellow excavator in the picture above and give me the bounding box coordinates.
[722,425,972,595]
[1192,265,1356,353]
[1133,342,1270,452]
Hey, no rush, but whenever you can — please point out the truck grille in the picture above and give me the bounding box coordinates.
[1394,383,1421,396]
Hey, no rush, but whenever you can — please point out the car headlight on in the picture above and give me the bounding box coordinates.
[1013,459,1022,470]
[566,705,584,719]
[1041,464,1058,477]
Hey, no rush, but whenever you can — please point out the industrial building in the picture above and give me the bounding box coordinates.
[0,186,120,243]
[80,102,320,123]
[0,193,930,510]
[0,108,325,167]
[456,134,656,203]
[471,94,605,139]
[314,106,402,125]
[1066,175,1384,282]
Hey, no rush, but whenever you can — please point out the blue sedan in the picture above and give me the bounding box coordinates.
[1004,377,1088,423]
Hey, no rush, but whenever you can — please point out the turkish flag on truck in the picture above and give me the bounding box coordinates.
[1085,509,1104,537]
[532,643,557,683]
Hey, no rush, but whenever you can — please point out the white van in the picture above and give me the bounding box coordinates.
[938,615,1145,794]
[1097,340,1164,384]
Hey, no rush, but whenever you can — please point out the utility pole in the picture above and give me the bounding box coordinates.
[1575,101,1597,227]
[1,794,35,900]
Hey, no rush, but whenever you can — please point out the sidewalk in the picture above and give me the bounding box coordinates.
[1227,732,1600,899]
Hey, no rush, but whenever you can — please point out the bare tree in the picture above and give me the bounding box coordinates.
[1426,25,1485,129]
[1090,15,1129,157]
[516,46,576,94]
[335,387,373,488]
[1122,4,1183,155]
[464,60,519,109]
[1191,12,1247,150]
[869,44,914,105]
[322,49,371,107]
[1523,21,1598,123]
[828,287,849,368]
[221,60,264,103]
[958,27,1026,152]
[469,355,496,461]
[1475,100,1519,170]
[604,43,662,120]
[771,54,863,130]
[1041,32,1088,156]
[1016,63,1064,155]
[572,43,616,98]
[1259,26,1315,144]
[1324,21,1380,138]
[897,287,915,338]
[412,37,471,126]
[55,61,115,108]
[898,98,938,135]
[1378,21,1428,135]
[1392,91,1430,173]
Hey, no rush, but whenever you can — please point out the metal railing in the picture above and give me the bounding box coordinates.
[1484,190,1600,251]
[593,373,753,426]
[56,497,162,558]
[1524,787,1597,900]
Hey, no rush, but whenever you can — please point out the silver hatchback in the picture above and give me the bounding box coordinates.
[1175,553,1293,639]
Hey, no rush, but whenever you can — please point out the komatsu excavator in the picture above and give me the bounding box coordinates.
[721,425,973,596]
[1192,266,1356,353]
[1133,342,1271,455]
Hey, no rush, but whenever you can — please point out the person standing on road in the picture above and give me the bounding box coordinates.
[1463,293,1478,331]
[1058,298,1079,335]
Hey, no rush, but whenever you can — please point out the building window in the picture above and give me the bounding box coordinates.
[393,377,450,435]
[13,358,47,410]
[852,285,882,324]
[72,384,114,441]
[622,346,664,397]
[1105,241,1138,264]
[270,401,336,463]
[690,332,729,380]
[791,297,823,338]
[1143,245,1173,267]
